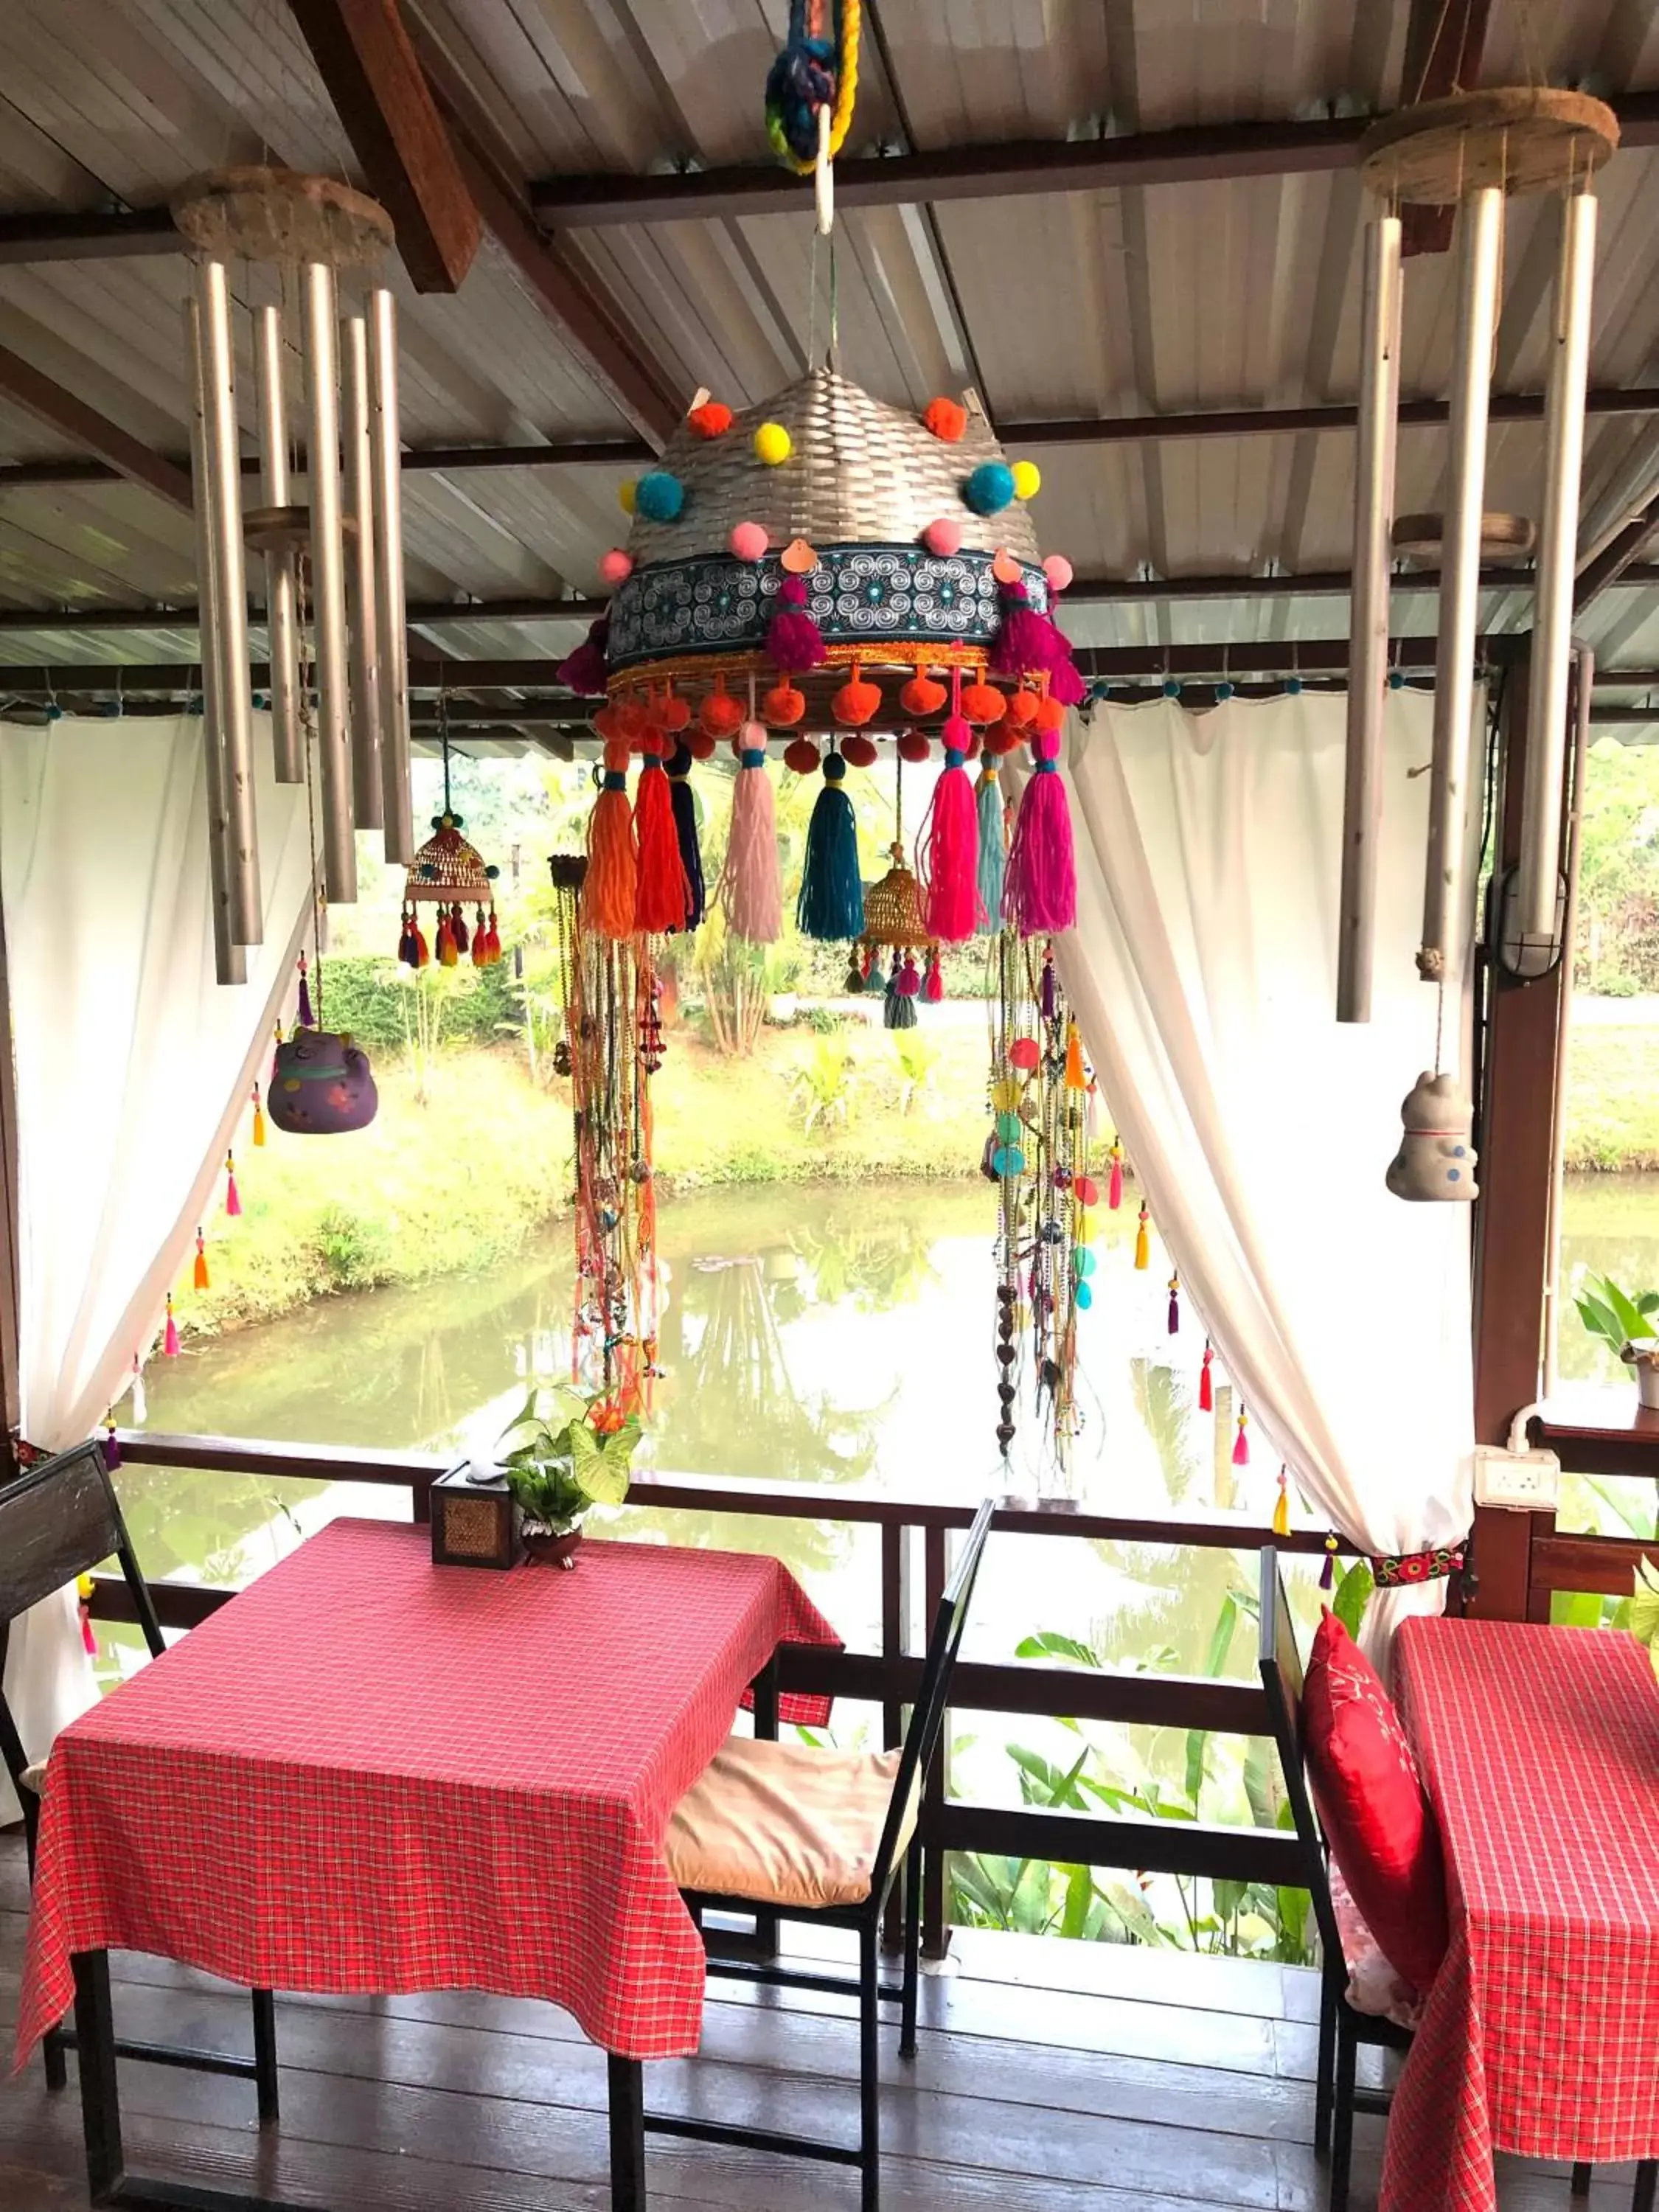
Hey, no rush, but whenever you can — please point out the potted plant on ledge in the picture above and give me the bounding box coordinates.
[1576,1273,1659,1410]
[498,1385,641,1566]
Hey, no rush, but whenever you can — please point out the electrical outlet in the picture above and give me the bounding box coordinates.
[1473,1444,1560,1512]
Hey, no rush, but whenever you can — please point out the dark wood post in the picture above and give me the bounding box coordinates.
[1469,651,1567,1617]
[0,905,20,1480]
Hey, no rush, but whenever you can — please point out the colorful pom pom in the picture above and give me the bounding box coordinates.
[961,680,1006,726]
[922,396,968,442]
[900,668,947,717]
[841,734,878,768]
[599,549,633,585]
[964,462,1015,516]
[699,683,745,739]
[688,400,734,438]
[729,521,768,561]
[618,479,638,515]
[754,421,793,465]
[924,518,962,557]
[763,680,807,727]
[783,736,822,774]
[831,664,882,726]
[635,470,685,522]
[897,731,930,763]
[1011,460,1042,500]
[1043,553,1074,594]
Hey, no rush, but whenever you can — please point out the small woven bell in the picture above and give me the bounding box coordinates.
[400,814,502,968]
[861,841,931,953]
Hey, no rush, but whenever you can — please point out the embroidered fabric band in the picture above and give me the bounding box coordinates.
[1370,1544,1466,1587]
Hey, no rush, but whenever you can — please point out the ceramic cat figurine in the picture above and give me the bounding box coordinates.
[1385,1071,1477,1202]
[267,1029,378,1135]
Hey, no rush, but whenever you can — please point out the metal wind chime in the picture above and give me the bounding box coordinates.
[173,167,417,984]
[1338,88,1618,1200]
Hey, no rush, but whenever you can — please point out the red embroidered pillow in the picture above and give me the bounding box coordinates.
[1302,1609,1449,1994]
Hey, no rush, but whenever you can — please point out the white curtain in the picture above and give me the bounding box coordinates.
[0,714,313,1792]
[1050,691,1478,1654]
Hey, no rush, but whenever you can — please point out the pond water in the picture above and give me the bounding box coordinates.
[119,1172,1654,1821]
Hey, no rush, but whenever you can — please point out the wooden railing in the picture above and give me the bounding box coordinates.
[1508,1391,1659,1623]
[97,1430,1326,1951]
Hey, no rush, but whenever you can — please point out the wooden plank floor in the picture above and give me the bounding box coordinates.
[0,1836,1640,2211]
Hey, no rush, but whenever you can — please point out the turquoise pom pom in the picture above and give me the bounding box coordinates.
[964,462,1015,517]
[1074,1248,1097,1277]
[636,470,685,522]
[1076,1281,1093,1311]
[995,1111,1021,1142]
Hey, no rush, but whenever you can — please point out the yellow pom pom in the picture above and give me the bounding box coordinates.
[1012,459,1042,501]
[619,479,638,515]
[754,421,792,466]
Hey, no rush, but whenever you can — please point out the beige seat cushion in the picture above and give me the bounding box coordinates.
[18,1761,45,1796]
[666,1735,917,1911]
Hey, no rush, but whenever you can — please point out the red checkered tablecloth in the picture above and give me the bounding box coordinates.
[1381,1618,1659,2211]
[14,1520,840,2067]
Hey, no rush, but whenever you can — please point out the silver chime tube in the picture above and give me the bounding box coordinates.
[341,311,383,830]
[302,259,357,902]
[194,255,263,946]
[253,305,303,787]
[1519,188,1598,945]
[1338,212,1402,1024]
[369,287,414,865]
[1419,186,1504,983]
[184,296,246,987]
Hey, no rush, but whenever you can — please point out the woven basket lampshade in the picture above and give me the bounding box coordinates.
[599,366,1057,732]
[404,816,494,902]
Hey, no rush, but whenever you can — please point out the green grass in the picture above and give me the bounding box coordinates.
[1564,1022,1659,1170]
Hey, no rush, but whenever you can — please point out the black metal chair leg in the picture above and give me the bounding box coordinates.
[860,1924,881,2212]
[1634,2160,1658,2212]
[1571,2163,1593,2199]
[899,1843,922,2061]
[1329,2017,1356,2212]
[1313,1973,1335,2157]
[41,2023,67,2093]
[251,1988,279,2126]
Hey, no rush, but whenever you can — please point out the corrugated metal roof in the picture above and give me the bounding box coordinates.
[0,0,1655,694]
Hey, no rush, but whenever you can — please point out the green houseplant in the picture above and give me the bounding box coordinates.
[1575,1273,1659,1409]
[497,1385,641,1565]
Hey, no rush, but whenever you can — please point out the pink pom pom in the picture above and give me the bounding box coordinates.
[765,574,826,672]
[1043,554,1074,594]
[556,616,610,698]
[730,521,768,561]
[924,518,962,557]
[599,549,634,585]
[1002,729,1077,936]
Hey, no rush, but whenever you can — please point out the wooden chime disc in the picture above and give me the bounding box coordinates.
[171,167,395,269]
[1359,88,1618,205]
[1392,512,1537,563]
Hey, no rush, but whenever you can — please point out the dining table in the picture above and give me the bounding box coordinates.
[14,1514,841,2211]
[1380,1615,1659,2212]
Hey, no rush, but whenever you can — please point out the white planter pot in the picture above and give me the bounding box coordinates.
[1624,1346,1659,1411]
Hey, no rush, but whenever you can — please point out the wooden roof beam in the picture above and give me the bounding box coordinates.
[0,208,178,264]
[1397,0,1495,257]
[1574,494,1659,612]
[284,0,481,293]
[0,344,192,511]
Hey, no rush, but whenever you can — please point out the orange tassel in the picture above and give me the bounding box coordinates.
[584,739,639,939]
[193,1230,209,1290]
[1064,1021,1085,1091]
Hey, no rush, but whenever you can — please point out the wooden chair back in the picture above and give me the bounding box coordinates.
[1256,1545,1343,1973]
[870,1498,996,1901]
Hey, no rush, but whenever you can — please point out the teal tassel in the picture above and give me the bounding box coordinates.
[796,754,866,941]
[975,767,1006,934]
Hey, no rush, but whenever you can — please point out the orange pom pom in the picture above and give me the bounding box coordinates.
[611,696,647,744]
[897,731,930,763]
[1034,694,1065,734]
[685,731,717,760]
[658,692,691,734]
[841,734,879,768]
[831,663,882,726]
[984,727,1020,756]
[923,396,968,443]
[688,400,734,438]
[592,704,620,743]
[762,681,806,728]
[783,737,821,775]
[900,667,947,717]
[1004,688,1040,728]
[700,684,745,739]
[961,681,1006,726]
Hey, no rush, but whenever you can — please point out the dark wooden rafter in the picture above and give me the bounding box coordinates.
[283,0,481,293]
[1397,0,1495,257]
[403,18,681,448]
[0,344,193,511]
[1,92,1655,265]
[1574,494,1659,612]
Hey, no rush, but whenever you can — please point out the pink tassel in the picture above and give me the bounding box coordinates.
[557,616,610,696]
[163,1295,180,1358]
[225,1152,241,1217]
[923,947,944,1002]
[765,577,826,672]
[1199,1340,1214,1412]
[80,1592,97,1656]
[918,705,980,942]
[1002,729,1077,935]
[1048,648,1087,707]
[720,723,782,942]
[1107,1138,1124,1210]
[991,582,1066,678]
[1233,1409,1251,1467]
